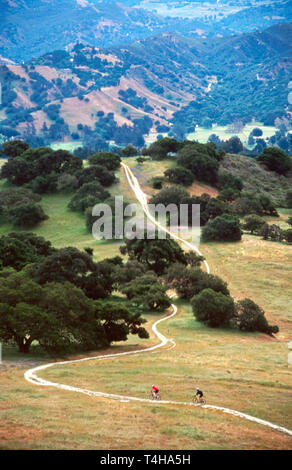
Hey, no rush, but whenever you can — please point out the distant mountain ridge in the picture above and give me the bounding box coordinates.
[0,23,291,146]
[0,0,210,62]
[0,0,291,62]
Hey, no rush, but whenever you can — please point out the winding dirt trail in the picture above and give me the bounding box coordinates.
[24,163,292,438]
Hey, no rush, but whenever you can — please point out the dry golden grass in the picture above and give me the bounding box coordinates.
[0,160,291,449]
[1,291,292,449]
[188,180,219,198]
[1,228,291,449]
[2,369,291,450]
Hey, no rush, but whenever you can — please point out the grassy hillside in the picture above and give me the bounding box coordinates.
[0,163,128,261]
[220,154,292,205]
[0,157,292,449]
[124,154,292,206]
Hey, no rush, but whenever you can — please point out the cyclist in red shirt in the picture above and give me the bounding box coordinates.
[151,384,159,398]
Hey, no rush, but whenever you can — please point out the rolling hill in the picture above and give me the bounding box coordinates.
[1,0,291,63]
[0,23,291,147]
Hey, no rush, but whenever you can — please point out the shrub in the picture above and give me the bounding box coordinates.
[260,223,283,242]
[285,190,292,209]
[68,182,110,212]
[232,193,277,217]
[164,167,195,186]
[57,173,79,192]
[165,264,229,300]
[0,188,41,217]
[257,147,292,175]
[10,202,48,228]
[75,165,115,188]
[232,194,263,216]
[218,187,241,202]
[283,229,292,243]
[202,215,242,242]
[235,299,279,335]
[151,177,164,189]
[217,172,243,191]
[27,172,58,194]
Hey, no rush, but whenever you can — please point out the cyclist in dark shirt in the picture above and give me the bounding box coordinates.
[195,387,203,398]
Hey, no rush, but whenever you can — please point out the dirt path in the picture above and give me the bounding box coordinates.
[24,163,292,439]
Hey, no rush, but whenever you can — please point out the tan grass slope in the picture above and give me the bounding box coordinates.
[24,164,292,439]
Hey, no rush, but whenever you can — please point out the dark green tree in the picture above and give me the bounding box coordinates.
[1,140,29,157]
[120,232,187,275]
[257,147,292,175]
[112,260,146,288]
[122,145,138,157]
[0,232,55,271]
[88,152,121,170]
[191,288,235,328]
[164,167,195,186]
[75,165,115,188]
[178,144,219,185]
[0,157,36,185]
[202,215,242,242]
[147,137,180,160]
[27,172,58,194]
[29,246,96,287]
[95,300,149,343]
[122,272,171,311]
[68,182,110,212]
[165,264,229,300]
[243,214,265,235]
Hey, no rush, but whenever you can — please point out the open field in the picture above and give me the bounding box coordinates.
[139,1,244,18]
[50,141,83,152]
[0,157,292,449]
[187,122,277,147]
[0,184,122,262]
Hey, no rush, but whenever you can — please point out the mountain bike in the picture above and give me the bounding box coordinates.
[150,391,161,401]
[193,395,206,405]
